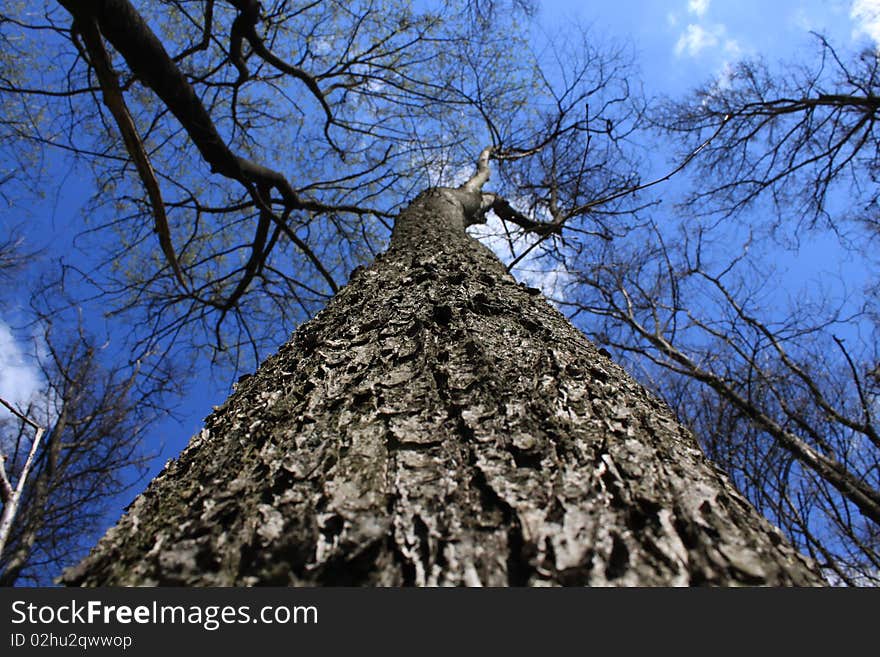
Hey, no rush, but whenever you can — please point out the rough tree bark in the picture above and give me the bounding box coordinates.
[62,175,825,586]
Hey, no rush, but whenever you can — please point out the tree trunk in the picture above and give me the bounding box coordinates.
[62,187,824,586]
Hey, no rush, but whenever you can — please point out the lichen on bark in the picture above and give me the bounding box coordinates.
[62,185,825,586]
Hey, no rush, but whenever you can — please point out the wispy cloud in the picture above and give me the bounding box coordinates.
[0,320,44,422]
[515,260,573,305]
[688,0,710,18]
[674,21,742,60]
[851,0,880,44]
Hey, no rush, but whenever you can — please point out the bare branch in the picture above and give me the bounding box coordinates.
[74,14,189,291]
[0,397,46,561]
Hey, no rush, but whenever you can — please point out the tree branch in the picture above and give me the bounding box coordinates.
[461,145,493,193]
[0,397,47,560]
[74,14,189,291]
[227,0,341,155]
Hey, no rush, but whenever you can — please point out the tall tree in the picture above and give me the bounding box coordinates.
[63,160,823,586]
[0,0,642,584]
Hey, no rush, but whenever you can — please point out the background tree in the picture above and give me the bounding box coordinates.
[554,34,879,584]
[0,317,172,585]
[0,240,174,586]
[658,34,880,237]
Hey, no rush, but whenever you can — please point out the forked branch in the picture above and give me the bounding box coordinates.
[0,397,46,560]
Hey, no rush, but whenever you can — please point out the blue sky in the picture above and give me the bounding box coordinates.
[533,6,875,247]
[539,0,876,95]
[1,0,879,566]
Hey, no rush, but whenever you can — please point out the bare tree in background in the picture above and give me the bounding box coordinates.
[0,237,174,585]
[0,321,168,585]
[658,33,880,236]
[551,34,880,584]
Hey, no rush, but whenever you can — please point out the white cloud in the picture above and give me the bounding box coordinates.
[420,150,473,189]
[675,23,741,59]
[699,60,738,108]
[717,60,737,89]
[723,38,742,58]
[675,23,723,56]
[0,320,44,423]
[688,0,710,17]
[468,208,572,305]
[516,260,573,304]
[851,0,880,44]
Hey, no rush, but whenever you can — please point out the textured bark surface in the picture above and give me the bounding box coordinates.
[63,188,825,586]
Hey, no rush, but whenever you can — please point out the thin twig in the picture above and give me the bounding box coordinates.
[506,116,730,272]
